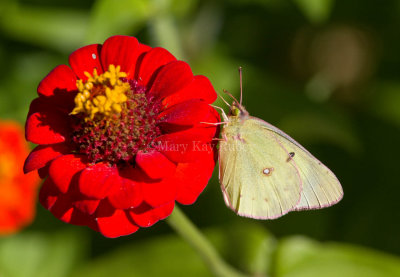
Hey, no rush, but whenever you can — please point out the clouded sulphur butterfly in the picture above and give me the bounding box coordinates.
[217,68,343,219]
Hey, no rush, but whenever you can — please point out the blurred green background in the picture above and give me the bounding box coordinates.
[1,0,400,276]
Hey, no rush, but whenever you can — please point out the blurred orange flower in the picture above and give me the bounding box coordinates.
[0,120,40,235]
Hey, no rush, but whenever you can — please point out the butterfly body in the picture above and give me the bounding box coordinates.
[218,104,343,219]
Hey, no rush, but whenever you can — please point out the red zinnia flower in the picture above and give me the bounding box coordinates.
[0,120,40,235]
[24,35,220,238]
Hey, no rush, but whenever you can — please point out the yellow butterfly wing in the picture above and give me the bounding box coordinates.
[219,116,303,219]
[250,117,343,211]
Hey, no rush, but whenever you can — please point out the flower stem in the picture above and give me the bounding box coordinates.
[166,206,248,277]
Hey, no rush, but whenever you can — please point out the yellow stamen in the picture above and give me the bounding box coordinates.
[70,64,130,120]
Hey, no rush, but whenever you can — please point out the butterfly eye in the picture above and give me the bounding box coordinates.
[262,167,274,176]
[232,107,240,116]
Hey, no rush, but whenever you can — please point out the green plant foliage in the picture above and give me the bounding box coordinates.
[0,231,86,277]
[70,223,400,277]
[275,236,400,277]
[86,0,151,44]
[0,2,88,52]
[70,222,275,277]
[294,0,334,24]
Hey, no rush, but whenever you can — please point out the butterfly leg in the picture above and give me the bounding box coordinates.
[212,133,228,142]
[199,121,228,126]
[210,104,229,121]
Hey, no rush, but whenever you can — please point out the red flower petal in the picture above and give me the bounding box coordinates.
[40,178,97,228]
[135,150,176,180]
[68,209,98,229]
[158,99,211,126]
[129,201,174,227]
[79,163,117,199]
[133,43,153,78]
[38,165,50,179]
[101,35,139,78]
[37,65,77,97]
[141,175,178,207]
[154,128,215,163]
[162,75,217,107]
[48,199,94,227]
[136,47,176,87]
[138,43,151,53]
[95,201,139,238]
[24,143,70,174]
[40,187,74,223]
[148,61,193,99]
[25,110,69,144]
[69,44,103,80]
[51,203,74,223]
[26,97,48,117]
[160,104,220,137]
[73,199,100,215]
[175,158,216,205]
[39,178,59,210]
[94,199,114,217]
[190,105,221,138]
[40,181,98,227]
[107,166,143,209]
[48,155,86,193]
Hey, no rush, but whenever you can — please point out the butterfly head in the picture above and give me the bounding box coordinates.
[229,102,249,119]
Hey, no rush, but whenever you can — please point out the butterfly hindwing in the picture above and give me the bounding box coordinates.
[250,117,343,210]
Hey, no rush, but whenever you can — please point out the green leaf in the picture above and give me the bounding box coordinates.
[0,230,86,277]
[275,236,400,277]
[148,0,184,59]
[71,230,214,277]
[169,0,198,17]
[218,221,277,276]
[85,0,152,44]
[71,222,276,277]
[0,52,62,122]
[0,2,88,53]
[191,48,242,108]
[294,0,334,24]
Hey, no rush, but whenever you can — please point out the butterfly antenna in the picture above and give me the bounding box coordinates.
[223,89,240,106]
[217,91,231,107]
[239,66,243,105]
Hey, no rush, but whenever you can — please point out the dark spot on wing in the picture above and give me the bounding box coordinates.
[287,152,295,162]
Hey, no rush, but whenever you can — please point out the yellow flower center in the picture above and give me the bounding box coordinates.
[70,64,130,120]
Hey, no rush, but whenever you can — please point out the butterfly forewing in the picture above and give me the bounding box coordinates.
[219,116,302,219]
